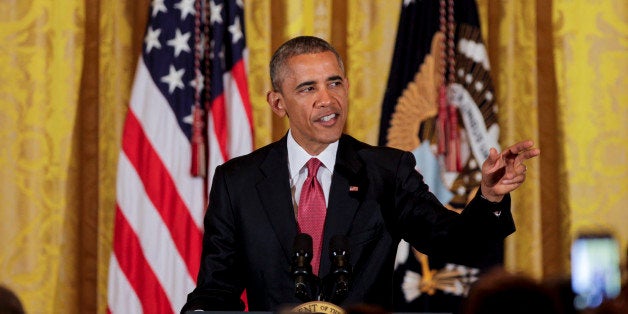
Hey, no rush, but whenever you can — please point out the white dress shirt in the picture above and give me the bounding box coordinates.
[287,130,338,218]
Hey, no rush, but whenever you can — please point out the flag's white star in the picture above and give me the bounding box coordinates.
[189,68,204,95]
[161,65,185,94]
[175,0,196,20]
[210,0,224,24]
[151,0,167,17]
[403,0,416,7]
[183,105,196,124]
[235,0,243,9]
[228,16,243,44]
[167,29,191,57]
[210,40,225,65]
[219,45,226,68]
[144,27,162,53]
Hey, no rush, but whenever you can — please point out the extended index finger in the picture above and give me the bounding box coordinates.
[503,140,535,158]
[516,147,541,163]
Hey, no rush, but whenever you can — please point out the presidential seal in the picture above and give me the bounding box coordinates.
[291,301,345,314]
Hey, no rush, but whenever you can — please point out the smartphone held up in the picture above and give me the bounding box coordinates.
[571,232,622,310]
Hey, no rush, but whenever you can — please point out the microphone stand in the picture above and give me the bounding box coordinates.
[292,234,352,306]
[291,233,319,302]
[322,235,352,305]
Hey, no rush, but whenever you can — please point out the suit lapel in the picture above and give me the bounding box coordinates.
[320,135,365,273]
[256,136,298,261]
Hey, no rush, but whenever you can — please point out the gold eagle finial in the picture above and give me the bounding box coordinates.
[386,32,445,151]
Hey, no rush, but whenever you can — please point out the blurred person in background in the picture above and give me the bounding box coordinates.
[461,268,563,314]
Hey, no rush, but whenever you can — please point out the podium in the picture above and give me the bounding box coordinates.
[185,312,452,314]
[184,301,344,314]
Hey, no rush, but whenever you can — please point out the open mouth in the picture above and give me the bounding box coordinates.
[320,113,337,122]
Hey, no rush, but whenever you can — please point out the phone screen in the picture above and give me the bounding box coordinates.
[571,233,621,310]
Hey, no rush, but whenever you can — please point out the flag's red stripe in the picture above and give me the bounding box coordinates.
[211,94,229,162]
[113,205,173,314]
[121,111,202,279]
[231,60,255,143]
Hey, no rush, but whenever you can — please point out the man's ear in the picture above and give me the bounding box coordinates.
[266,90,287,118]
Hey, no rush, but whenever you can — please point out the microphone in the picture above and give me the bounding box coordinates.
[323,235,352,304]
[291,233,317,302]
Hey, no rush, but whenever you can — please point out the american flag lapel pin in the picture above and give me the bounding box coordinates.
[349,186,359,192]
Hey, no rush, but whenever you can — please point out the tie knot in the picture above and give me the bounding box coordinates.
[306,158,322,179]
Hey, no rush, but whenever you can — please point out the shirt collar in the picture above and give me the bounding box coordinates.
[287,130,338,180]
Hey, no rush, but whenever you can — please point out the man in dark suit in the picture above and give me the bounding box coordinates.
[181,36,539,312]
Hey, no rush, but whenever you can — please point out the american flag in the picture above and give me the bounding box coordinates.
[107,0,253,313]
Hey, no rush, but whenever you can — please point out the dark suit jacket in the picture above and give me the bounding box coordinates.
[182,134,514,312]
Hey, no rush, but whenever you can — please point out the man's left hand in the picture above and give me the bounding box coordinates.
[480,140,540,202]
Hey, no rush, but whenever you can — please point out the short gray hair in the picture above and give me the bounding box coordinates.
[269,36,345,91]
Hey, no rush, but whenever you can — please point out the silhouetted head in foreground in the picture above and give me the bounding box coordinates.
[461,268,562,314]
[0,285,25,314]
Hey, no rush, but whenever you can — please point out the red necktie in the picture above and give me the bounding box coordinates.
[298,158,326,275]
